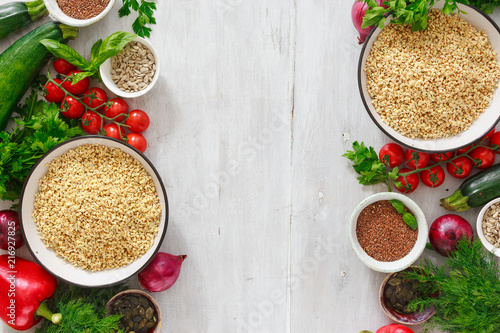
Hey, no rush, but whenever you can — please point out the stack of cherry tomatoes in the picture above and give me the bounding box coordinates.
[379,129,499,193]
[43,59,150,153]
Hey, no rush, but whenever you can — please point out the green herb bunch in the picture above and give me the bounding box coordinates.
[119,0,157,38]
[405,239,500,332]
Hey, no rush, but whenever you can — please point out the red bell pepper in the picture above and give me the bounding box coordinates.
[0,255,61,330]
[361,323,415,333]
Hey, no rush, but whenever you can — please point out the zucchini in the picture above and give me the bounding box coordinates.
[0,0,48,40]
[0,21,78,131]
[440,163,500,211]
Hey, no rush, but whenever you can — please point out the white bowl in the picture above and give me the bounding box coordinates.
[358,3,500,153]
[19,136,169,287]
[43,0,116,27]
[348,192,428,273]
[100,37,160,98]
[477,197,500,257]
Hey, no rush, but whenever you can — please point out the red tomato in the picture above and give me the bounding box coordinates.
[81,111,102,134]
[489,131,500,154]
[125,109,150,133]
[404,149,430,169]
[420,165,445,188]
[430,151,454,163]
[60,96,85,119]
[103,123,124,140]
[456,145,473,155]
[53,58,77,75]
[395,168,419,193]
[447,156,473,179]
[104,98,129,122]
[469,146,495,169]
[126,133,147,153]
[375,323,415,333]
[378,143,405,168]
[62,70,90,95]
[82,87,108,111]
[44,79,65,103]
[481,128,496,142]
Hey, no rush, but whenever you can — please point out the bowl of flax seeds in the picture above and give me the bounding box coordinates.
[44,0,116,27]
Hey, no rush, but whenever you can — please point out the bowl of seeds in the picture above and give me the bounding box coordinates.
[107,289,162,333]
[43,0,116,27]
[477,197,500,257]
[100,37,160,98]
[358,3,500,153]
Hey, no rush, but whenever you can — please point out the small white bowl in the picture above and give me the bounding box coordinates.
[44,0,116,27]
[477,197,500,257]
[100,37,160,98]
[348,192,428,273]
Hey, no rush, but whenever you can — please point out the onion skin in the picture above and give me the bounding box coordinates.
[138,252,187,292]
[351,0,386,44]
[0,210,24,250]
[429,214,473,257]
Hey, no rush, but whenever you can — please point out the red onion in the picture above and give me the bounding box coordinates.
[429,214,473,257]
[351,0,386,44]
[138,252,186,292]
[0,210,24,251]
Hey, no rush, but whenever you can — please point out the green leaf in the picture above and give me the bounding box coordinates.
[389,199,405,214]
[403,212,418,230]
[94,31,138,66]
[39,39,89,69]
[71,71,93,85]
[91,39,103,61]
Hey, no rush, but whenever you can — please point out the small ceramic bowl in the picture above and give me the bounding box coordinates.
[43,0,116,27]
[477,197,500,257]
[379,266,437,325]
[107,289,162,333]
[348,192,428,273]
[100,37,160,98]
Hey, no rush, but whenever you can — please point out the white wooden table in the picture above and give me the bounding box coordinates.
[2,1,500,332]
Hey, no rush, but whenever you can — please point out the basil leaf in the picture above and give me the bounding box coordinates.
[71,71,93,85]
[389,199,405,214]
[93,31,138,67]
[40,39,89,69]
[91,39,103,61]
[403,212,418,230]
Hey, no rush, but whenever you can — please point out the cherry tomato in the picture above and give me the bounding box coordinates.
[447,156,473,179]
[103,123,124,140]
[81,111,102,134]
[456,145,473,155]
[404,149,430,169]
[53,58,77,75]
[395,168,419,193]
[62,70,90,95]
[82,87,108,111]
[60,96,85,119]
[126,133,147,153]
[469,146,495,169]
[430,151,454,163]
[378,143,405,168]
[489,131,500,154]
[481,128,496,142]
[44,79,65,103]
[104,98,129,122]
[420,165,445,188]
[125,109,150,133]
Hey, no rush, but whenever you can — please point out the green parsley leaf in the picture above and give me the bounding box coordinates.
[119,0,157,38]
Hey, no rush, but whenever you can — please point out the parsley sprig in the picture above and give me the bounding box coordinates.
[118,0,157,38]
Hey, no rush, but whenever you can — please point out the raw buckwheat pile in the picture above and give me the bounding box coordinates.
[33,144,161,272]
[365,9,500,140]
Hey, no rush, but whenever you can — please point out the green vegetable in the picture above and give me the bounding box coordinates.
[0,87,84,201]
[0,21,78,131]
[40,31,137,84]
[406,239,500,333]
[118,0,157,38]
[0,0,48,40]
[389,199,417,230]
[440,163,500,211]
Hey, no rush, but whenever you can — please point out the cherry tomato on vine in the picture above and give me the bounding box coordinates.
[61,96,85,119]
[489,131,500,154]
[53,58,77,75]
[103,123,124,140]
[82,87,108,111]
[81,111,102,134]
[104,98,129,122]
[44,79,65,103]
[469,146,495,169]
[404,149,430,169]
[378,143,404,168]
[447,156,473,179]
[481,128,496,142]
[430,151,454,163]
[125,109,150,133]
[420,165,445,188]
[395,168,419,193]
[456,145,472,155]
[126,133,147,153]
[62,70,90,95]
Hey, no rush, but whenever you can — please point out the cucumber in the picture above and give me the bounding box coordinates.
[0,0,48,40]
[440,163,500,211]
[0,21,78,131]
